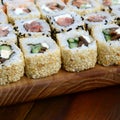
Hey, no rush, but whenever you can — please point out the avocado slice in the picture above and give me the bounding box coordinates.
[0,45,11,51]
[31,44,42,53]
[69,42,78,48]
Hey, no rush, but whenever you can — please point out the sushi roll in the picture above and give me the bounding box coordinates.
[6,2,40,24]
[83,11,112,33]
[98,0,120,12]
[56,29,97,72]
[2,0,35,5]
[110,5,120,26]
[0,9,8,24]
[19,36,61,79]
[110,5,120,16]
[0,24,17,44]
[91,24,120,66]
[0,42,25,85]
[36,0,66,20]
[14,18,51,38]
[48,10,84,35]
[66,0,101,16]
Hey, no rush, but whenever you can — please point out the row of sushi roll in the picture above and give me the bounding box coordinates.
[0,0,119,85]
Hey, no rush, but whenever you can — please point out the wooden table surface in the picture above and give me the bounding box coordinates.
[0,85,120,120]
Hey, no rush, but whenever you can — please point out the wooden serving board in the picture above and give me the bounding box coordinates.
[0,65,120,106]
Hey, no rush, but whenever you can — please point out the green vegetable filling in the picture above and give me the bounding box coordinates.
[0,45,13,63]
[30,43,48,53]
[102,29,111,41]
[102,27,120,41]
[67,37,79,48]
[67,36,89,48]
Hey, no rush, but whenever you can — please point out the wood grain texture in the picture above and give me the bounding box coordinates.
[0,86,120,120]
[0,65,120,106]
[0,102,34,120]
[25,86,120,120]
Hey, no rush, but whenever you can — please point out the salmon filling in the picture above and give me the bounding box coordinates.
[24,21,43,32]
[102,27,120,41]
[87,15,106,22]
[0,27,9,37]
[103,0,111,6]
[46,2,64,10]
[55,14,74,27]
[72,0,92,8]
[103,0,120,6]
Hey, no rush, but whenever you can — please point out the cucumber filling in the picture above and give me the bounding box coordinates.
[102,27,120,41]
[30,43,49,53]
[0,45,14,63]
[67,36,90,49]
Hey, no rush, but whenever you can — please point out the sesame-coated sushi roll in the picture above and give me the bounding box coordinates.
[56,29,97,72]
[36,0,66,20]
[2,0,35,5]
[19,36,61,79]
[67,0,101,16]
[83,11,112,32]
[0,10,8,24]
[14,18,51,38]
[48,10,84,35]
[98,0,120,12]
[92,24,120,66]
[110,5,120,16]
[110,5,120,26]
[0,24,17,44]
[0,42,24,85]
[7,2,40,24]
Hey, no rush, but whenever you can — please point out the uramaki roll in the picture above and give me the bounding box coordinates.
[36,0,66,20]
[0,42,25,85]
[56,29,97,72]
[19,36,61,79]
[14,18,51,38]
[91,24,120,66]
[83,11,112,33]
[110,5,120,26]
[0,24,17,44]
[66,0,101,16]
[7,2,40,24]
[48,10,84,34]
[98,0,120,12]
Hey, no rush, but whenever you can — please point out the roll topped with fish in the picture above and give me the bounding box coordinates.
[0,42,24,85]
[36,0,66,20]
[92,24,120,66]
[56,29,97,72]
